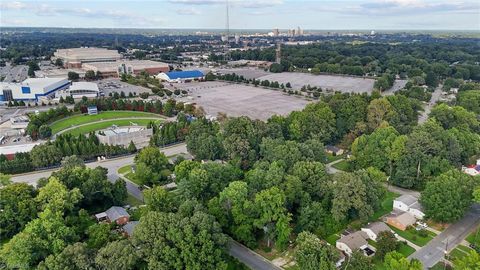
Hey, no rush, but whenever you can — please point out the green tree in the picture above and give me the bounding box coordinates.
[421,170,477,222]
[84,70,96,81]
[38,242,94,270]
[287,102,336,142]
[383,251,423,270]
[0,183,37,239]
[0,172,12,187]
[253,187,292,249]
[331,172,373,222]
[376,231,399,259]
[36,177,83,214]
[54,58,64,67]
[366,98,396,131]
[132,210,228,270]
[343,250,372,270]
[127,140,137,153]
[67,71,79,81]
[0,208,79,269]
[295,231,338,270]
[95,240,139,270]
[144,185,176,212]
[454,250,480,270]
[30,144,62,168]
[60,155,85,170]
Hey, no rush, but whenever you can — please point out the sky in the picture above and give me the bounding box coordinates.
[1,0,479,30]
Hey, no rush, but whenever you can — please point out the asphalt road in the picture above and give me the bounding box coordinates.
[409,203,480,269]
[418,85,443,124]
[229,240,282,270]
[11,143,188,201]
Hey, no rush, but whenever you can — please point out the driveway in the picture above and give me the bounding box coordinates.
[408,203,480,269]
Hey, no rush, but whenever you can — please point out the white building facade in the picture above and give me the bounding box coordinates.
[0,78,70,102]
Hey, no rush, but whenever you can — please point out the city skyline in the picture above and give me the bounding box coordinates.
[1,0,479,30]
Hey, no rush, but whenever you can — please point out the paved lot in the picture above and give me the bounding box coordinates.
[257,72,377,93]
[176,81,311,120]
[0,64,28,82]
[98,78,151,96]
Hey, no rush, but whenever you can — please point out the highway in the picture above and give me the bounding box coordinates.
[409,203,480,269]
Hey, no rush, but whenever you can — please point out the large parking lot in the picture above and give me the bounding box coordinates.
[257,72,376,93]
[97,79,151,96]
[216,68,407,94]
[175,81,311,120]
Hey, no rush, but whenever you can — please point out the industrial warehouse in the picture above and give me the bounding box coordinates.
[53,47,122,68]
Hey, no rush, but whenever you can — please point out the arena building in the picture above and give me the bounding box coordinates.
[156,70,204,83]
[0,78,70,102]
[53,47,122,68]
[82,60,169,78]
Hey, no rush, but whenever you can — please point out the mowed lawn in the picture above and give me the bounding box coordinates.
[50,111,163,134]
[62,119,162,136]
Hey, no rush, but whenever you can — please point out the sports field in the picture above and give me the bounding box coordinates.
[61,119,162,136]
[50,111,163,134]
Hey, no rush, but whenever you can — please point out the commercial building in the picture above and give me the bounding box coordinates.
[68,82,100,99]
[156,70,204,83]
[0,78,70,102]
[53,47,122,68]
[82,60,169,78]
[96,126,153,147]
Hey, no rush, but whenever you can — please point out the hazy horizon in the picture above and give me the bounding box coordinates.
[1,0,479,31]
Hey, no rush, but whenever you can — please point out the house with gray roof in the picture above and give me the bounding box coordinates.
[122,221,139,237]
[393,194,425,219]
[95,206,130,225]
[336,231,376,257]
[361,221,393,241]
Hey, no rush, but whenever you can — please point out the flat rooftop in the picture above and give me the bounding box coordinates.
[83,60,169,72]
[55,47,121,61]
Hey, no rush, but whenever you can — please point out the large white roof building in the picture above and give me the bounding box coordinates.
[53,47,122,68]
[0,77,70,102]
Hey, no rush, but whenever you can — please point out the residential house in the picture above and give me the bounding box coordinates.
[336,231,376,257]
[386,212,416,231]
[462,159,480,176]
[122,221,139,237]
[325,145,344,156]
[393,194,425,219]
[95,206,130,225]
[361,222,392,241]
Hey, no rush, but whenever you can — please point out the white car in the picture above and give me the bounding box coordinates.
[416,221,428,228]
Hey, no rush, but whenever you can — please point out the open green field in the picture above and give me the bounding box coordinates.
[62,119,162,136]
[324,153,345,163]
[50,111,163,134]
[332,159,352,172]
[118,165,142,185]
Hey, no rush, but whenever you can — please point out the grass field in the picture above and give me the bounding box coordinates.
[466,229,479,245]
[50,111,163,134]
[118,165,142,185]
[390,226,436,247]
[332,159,352,172]
[325,153,344,163]
[62,119,162,136]
[448,245,473,262]
[370,191,400,221]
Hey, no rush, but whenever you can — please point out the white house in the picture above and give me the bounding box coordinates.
[393,194,425,219]
[336,231,376,257]
[361,222,392,241]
